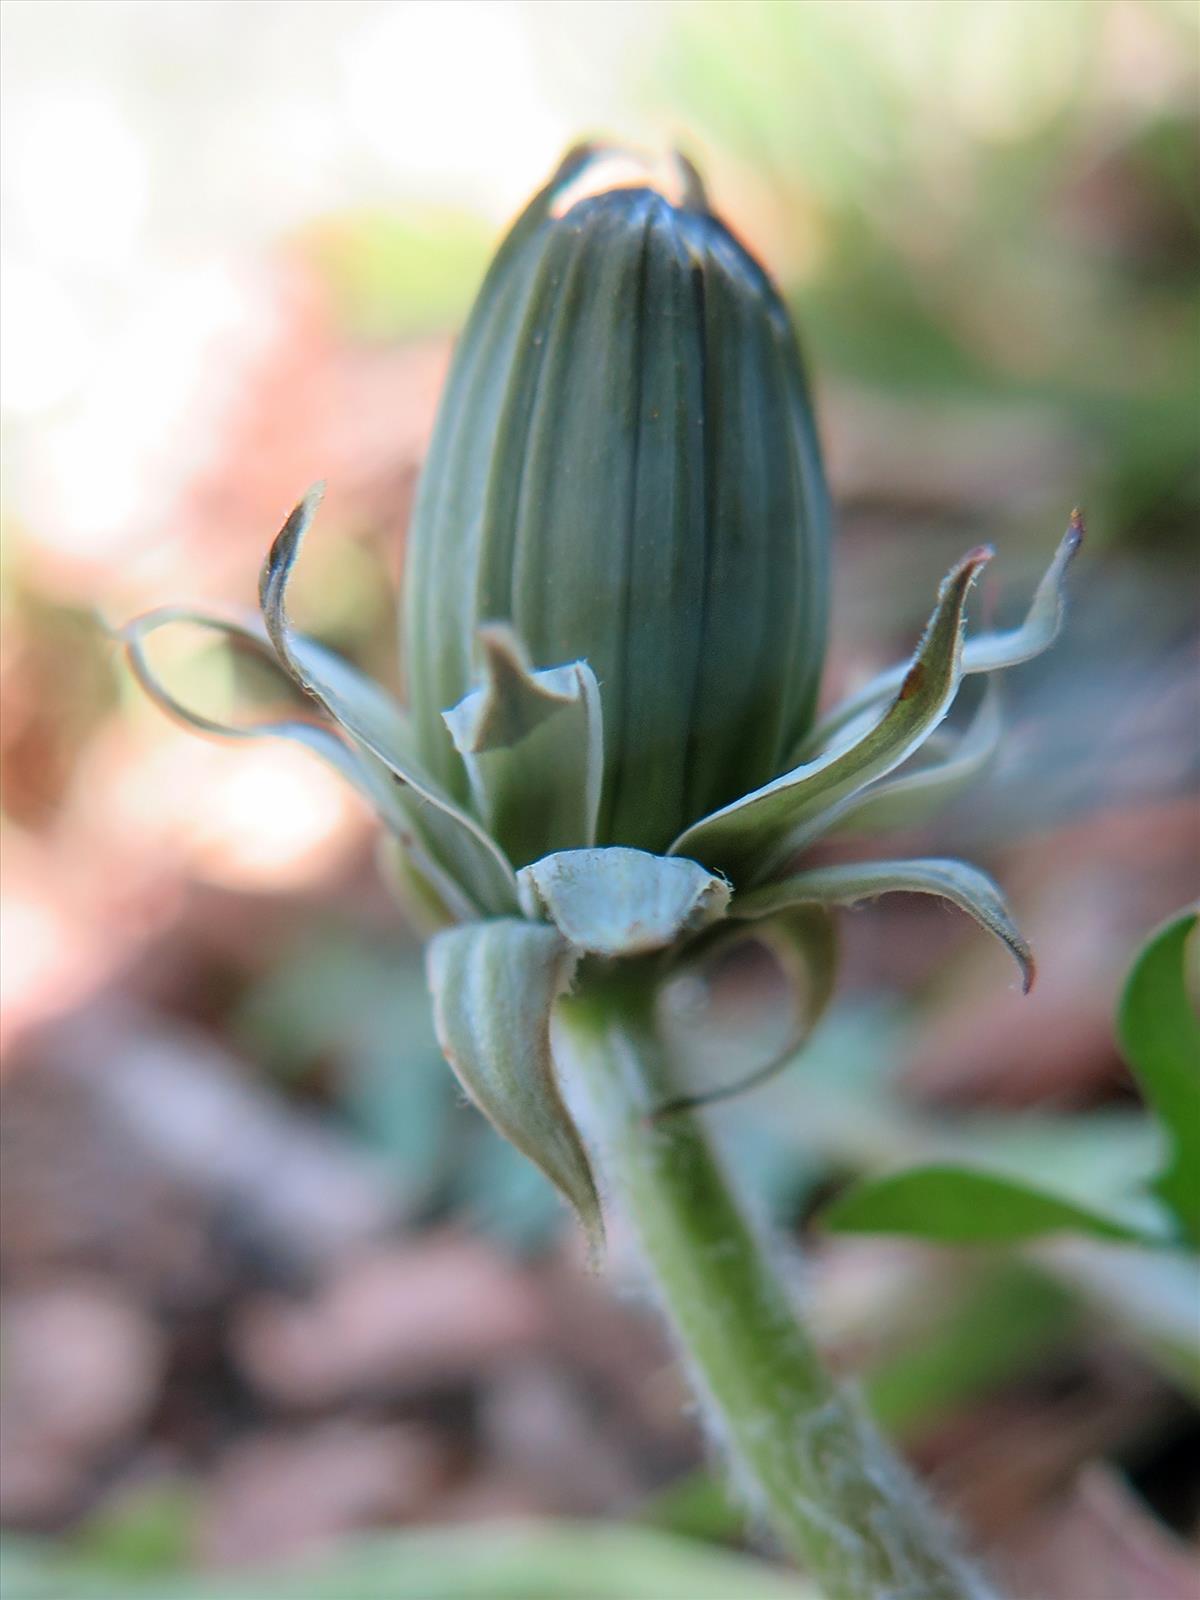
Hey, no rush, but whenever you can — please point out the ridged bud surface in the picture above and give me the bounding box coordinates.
[404,152,831,855]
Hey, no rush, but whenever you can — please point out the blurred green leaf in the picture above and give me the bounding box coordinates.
[637,1471,746,1547]
[821,1163,1172,1246]
[0,1522,816,1600]
[866,1262,1077,1436]
[338,990,452,1202]
[0,1542,62,1599]
[234,930,451,1203]
[300,209,491,339]
[234,929,394,1076]
[456,1119,564,1253]
[804,915,1200,1255]
[721,1000,1162,1216]
[69,1484,198,1579]
[235,926,582,1249]
[1039,1238,1200,1400]
[1118,909,1200,1245]
[646,0,1200,553]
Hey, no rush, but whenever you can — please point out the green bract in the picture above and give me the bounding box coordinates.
[119,145,1082,1247]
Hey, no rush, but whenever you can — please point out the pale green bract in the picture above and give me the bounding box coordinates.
[117,148,1082,1240]
[517,848,730,958]
[426,919,602,1253]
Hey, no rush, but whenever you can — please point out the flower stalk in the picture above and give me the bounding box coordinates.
[558,970,997,1600]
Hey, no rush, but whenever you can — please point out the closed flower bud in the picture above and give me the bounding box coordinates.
[404,147,832,858]
[118,143,1077,1248]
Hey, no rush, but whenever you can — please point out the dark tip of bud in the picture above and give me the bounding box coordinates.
[551,183,783,330]
[551,146,712,219]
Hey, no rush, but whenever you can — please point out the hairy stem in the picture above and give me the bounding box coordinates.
[557,975,999,1600]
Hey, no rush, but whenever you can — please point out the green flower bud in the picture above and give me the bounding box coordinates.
[116,144,1078,1247]
[404,147,831,859]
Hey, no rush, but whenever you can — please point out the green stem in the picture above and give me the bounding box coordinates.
[557,975,999,1600]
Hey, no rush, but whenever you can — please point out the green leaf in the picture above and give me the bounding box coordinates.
[827,684,1002,839]
[258,490,519,915]
[117,605,481,923]
[732,856,1034,993]
[1118,909,1200,1245]
[671,547,990,881]
[822,1163,1172,1246]
[797,517,1083,761]
[517,847,730,959]
[426,919,602,1250]
[443,626,604,866]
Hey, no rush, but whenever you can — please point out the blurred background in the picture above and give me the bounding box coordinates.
[1,2,1198,1596]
